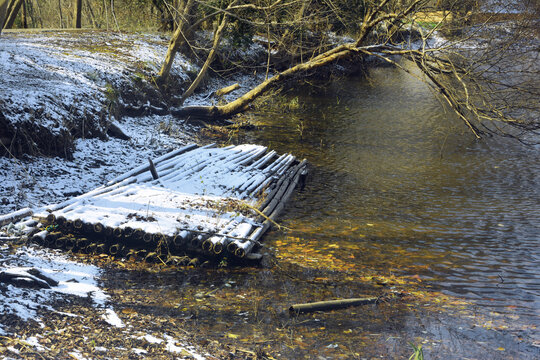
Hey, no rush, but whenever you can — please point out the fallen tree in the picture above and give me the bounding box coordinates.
[163,0,540,141]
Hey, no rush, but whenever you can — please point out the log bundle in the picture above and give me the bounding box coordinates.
[1,144,307,263]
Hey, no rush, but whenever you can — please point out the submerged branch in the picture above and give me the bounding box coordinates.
[289,297,380,314]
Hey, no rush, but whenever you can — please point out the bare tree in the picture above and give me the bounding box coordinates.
[162,0,539,140]
[0,0,9,33]
[157,0,197,82]
[3,0,24,29]
[73,0,82,28]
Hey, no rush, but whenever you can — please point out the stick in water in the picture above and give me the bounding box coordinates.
[289,297,379,314]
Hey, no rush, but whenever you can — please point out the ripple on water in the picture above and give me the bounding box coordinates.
[240,64,540,334]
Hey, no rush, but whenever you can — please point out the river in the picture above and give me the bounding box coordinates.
[99,62,540,359]
[227,62,539,358]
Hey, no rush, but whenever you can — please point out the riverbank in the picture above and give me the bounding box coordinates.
[1,29,539,359]
[0,30,219,358]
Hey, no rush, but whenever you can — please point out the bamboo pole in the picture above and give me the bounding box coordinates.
[76,237,90,250]
[233,160,307,257]
[156,146,242,183]
[109,243,123,255]
[39,145,202,218]
[19,143,305,262]
[202,218,239,252]
[289,297,379,314]
[255,165,295,213]
[235,146,267,166]
[64,237,76,251]
[105,144,199,186]
[0,208,33,227]
[93,222,104,234]
[113,227,123,239]
[131,228,144,241]
[143,232,153,243]
[31,230,48,244]
[123,227,134,239]
[250,150,277,169]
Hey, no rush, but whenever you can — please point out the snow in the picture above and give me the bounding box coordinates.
[102,308,125,328]
[137,334,206,358]
[0,114,194,214]
[143,334,164,344]
[132,348,148,354]
[1,142,301,256]
[33,144,271,237]
[0,32,193,129]
[25,336,48,351]
[0,244,108,322]
[163,334,206,360]
[68,350,88,360]
[0,30,291,359]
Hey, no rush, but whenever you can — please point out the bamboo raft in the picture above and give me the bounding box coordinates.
[0,144,307,262]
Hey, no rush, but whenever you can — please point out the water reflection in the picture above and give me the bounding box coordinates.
[239,63,540,323]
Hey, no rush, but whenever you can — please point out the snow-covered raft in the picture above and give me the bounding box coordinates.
[1,144,307,261]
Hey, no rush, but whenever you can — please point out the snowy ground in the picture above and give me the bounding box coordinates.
[0,31,232,359]
[0,241,209,359]
[0,113,195,214]
[0,31,194,128]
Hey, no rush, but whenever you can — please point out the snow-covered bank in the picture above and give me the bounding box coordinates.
[0,31,215,358]
[0,31,197,158]
[0,244,108,328]
[0,114,195,214]
[0,242,208,358]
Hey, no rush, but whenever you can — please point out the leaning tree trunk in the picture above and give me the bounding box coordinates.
[3,0,24,29]
[172,42,362,118]
[179,2,235,104]
[0,0,9,33]
[157,0,196,82]
[85,0,97,28]
[73,0,82,28]
[171,0,425,119]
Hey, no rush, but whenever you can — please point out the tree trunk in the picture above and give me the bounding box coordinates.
[3,0,24,29]
[179,3,234,104]
[172,43,361,119]
[102,0,108,31]
[85,0,97,28]
[0,0,9,33]
[58,0,64,28]
[21,0,26,28]
[279,0,311,64]
[73,0,82,28]
[34,0,43,28]
[172,0,179,31]
[157,0,196,82]
[110,0,119,31]
[289,297,379,314]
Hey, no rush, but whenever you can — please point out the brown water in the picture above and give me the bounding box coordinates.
[226,63,540,358]
[103,63,539,360]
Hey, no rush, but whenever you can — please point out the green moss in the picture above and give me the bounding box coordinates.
[104,83,118,104]
[416,21,440,30]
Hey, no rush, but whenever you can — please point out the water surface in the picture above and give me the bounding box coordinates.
[231,62,540,357]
